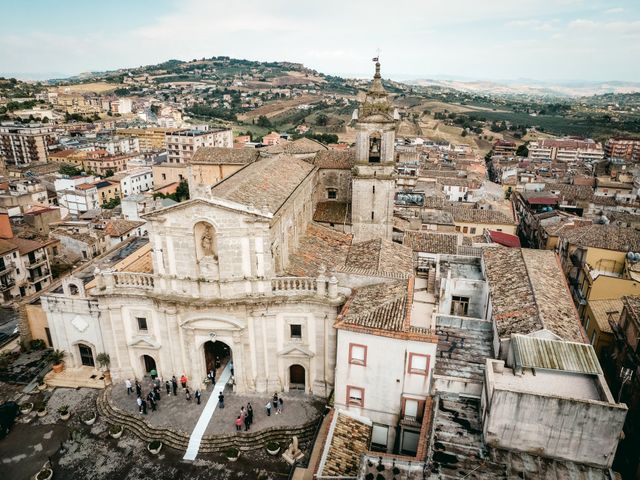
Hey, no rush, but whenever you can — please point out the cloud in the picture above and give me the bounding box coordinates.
[605,7,624,14]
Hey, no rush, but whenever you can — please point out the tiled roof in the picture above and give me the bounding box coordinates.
[104,219,145,237]
[211,155,315,214]
[444,206,515,225]
[345,239,413,277]
[542,182,594,203]
[587,298,623,334]
[483,247,583,343]
[339,280,410,332]
[559,224,640,252]
[319,411,372,478]
[313,201,351,224]
[0,238,18,255]
[285,224,352,277]
[313,150,354,169]
[10,237,48,255]
[190,147,259,165]
[403,231,458,255]
[281,137,328,154]
[623,295,640,326]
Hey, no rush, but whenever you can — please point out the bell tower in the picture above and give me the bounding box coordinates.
[351,60,397,242]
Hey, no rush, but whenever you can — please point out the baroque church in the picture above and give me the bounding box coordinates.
[43,61,406,398]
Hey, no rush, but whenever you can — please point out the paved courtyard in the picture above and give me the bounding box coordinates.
[110,377,325,436]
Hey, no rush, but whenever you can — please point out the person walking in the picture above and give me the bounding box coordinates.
[195,389,201,405]
[235,415,242,431]
[165,380,171,396]
[247,403,254,428]
[273,393,279,415]
[208,369,216,385]
[135,380,142,397]
[136,396,143,414]
[125,378,132,395]
[180,374,188,389]
[244,411,250,431]
[265,400,272,416]
[154,387,161,402]
[278,397,284,414]
[147,392,156,412]
[171,376,178,396]
[185,387,191,401]
[141,398,148,415]
[218,392,225,408]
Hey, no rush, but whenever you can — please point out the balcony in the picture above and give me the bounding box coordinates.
[27,256,48,269]
[29,269,51,284]
[0,279,16,291]
[0,261,16,276]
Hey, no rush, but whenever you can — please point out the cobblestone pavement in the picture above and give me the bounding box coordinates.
[110,379,324,435]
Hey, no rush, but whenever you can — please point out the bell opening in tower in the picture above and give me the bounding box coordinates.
[369,134,381,163]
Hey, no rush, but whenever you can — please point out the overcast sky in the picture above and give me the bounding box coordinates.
[1,0,638,82]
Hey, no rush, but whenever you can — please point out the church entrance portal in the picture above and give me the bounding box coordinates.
[289,364,305,390]
[204,340,232,379]
[142,355,156,373]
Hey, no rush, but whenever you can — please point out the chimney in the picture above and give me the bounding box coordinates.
[0,212,13,239]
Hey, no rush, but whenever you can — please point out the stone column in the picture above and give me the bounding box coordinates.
[328,274,338,299]
[316,264,326,297]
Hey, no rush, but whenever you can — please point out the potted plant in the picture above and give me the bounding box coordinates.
[48,349,66,373]
[20,402,33,414]
[225,447,240,462]
[147,440,162,454]
[81,411,96,425]
[58,405,70,421]
[36,403,47,417]
[36,467,53,480]
[265,441,280,456]
[109,424,123,439]
[37,376,46,391]
[96,352,111,385]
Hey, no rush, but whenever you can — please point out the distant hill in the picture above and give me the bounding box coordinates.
[409,78,640,98]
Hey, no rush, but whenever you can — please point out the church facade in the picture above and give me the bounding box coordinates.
[42,62,400,399]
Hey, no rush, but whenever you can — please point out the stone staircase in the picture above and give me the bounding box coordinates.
[96,387,320,453]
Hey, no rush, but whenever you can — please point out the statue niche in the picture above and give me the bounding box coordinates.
[368,132,381,163]
[195,222,218,261]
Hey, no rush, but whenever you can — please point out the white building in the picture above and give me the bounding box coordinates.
[54,175,99,217]
[109,168,154,197]
[165,128,233,163]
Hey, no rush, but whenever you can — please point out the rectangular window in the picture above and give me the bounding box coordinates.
[137,317,148,332]
[370,424,389,451]
[371,211,374,221]
[327,189,337,199]
[590,331,596,345]
[450,295,470,316]
[346,386,364,407]
[404,398,419,419]
[372,185,376,194]
[349,343,367,366]
[290,324,302,339]
[463,226,468,234]
[470,227,476,234]
[408,353,430,375]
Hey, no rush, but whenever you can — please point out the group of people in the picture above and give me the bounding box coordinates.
[125,373,204,415]
[234,402,254,431]
[265,392,284,416]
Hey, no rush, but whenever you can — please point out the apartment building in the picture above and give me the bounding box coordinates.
[117,127,178,152]
[108,167,153,197]
[165,128,233,163]
[528,138,604,163]
[605,138,640,162]
[0,124,55,166]
[54,175,100,216]
[492,139,517,157]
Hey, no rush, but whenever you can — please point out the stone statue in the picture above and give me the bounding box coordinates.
[282,435,304,464]
[200,225,215,258]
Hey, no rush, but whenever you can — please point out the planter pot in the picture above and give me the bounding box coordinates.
[147,442,162,454]
[60,412,70,421]
[226,454,239,462]
[52,363,64,374]
[36,409,47,418]
[266,446,280,456]
[83,415,96,425]
[37,384,47,391]
[110,427,123,439]
[20,404,33,415]
[35,468,53,480]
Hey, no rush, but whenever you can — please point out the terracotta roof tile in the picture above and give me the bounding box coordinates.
[320,411,372,477]
[313,201,351,224]
[559,224,640,252]
[313,150,354,170]
[403,231,458,255]
[345,239,413,277]
[190,147,259,165]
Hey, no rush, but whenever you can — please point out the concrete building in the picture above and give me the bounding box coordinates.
[0,124,55,166]
[165,128,233,163]
[605,138,640,162]
[116,127,178,152]
[528,138,604,163]
[108,167,153,197]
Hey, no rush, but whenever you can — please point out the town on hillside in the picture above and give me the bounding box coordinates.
[1,46,640,480]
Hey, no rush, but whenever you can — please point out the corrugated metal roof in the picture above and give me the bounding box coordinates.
[512,334,602,375]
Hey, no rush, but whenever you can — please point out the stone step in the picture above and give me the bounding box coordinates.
[96,387,320,453]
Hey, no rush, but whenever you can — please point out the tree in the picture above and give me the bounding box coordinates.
[516,144,529,157]
[257,115,273,129]
[102,197,121,209]
[315,113,328,126]
[175,179,190,202]
[59,165,82,177]
[104,169,115,178]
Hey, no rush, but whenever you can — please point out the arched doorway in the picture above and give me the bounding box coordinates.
[203,340,232,379]
[142,355,156,373]
[78,343,95,367]
[289,364,305,390]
